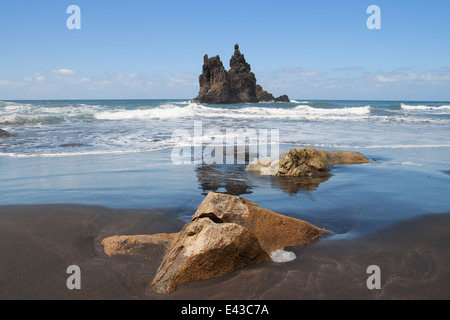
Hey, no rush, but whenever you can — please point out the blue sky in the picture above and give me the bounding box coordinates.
[0,0,449,100]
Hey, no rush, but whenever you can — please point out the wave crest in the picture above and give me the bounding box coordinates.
[401,103,450,111]
[94,104,196,120]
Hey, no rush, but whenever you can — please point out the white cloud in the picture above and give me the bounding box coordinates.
[273,67,325,78]
[333,66,364,72]
[4,64,448,100]
[421,72,450,82]
[52,69,75,75]
[374,68,450,83]
[0,80,15,85]
[375,73,418,83]
[167,73,197,88]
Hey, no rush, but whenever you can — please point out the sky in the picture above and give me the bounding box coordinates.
[0,0,449,101]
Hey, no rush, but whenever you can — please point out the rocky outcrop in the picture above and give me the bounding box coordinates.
[102,192,328,294]
[196,55,231,104]
[0,129,13,138]
[274,95,290,102]
[193,44,289,104]
[246,147,370,177]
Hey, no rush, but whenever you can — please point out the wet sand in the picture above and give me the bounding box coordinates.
[1,204,449,300]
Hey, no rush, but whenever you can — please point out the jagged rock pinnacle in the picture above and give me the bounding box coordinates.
[193,44,290,104]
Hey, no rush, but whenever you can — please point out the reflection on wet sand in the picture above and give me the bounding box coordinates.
[269,175,330,194]
[195,164,253,196]
[195,162,331,196]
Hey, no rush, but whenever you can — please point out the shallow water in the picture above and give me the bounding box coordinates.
[1,143,448,240]
[1,99,449,239]
[1,99,450,157]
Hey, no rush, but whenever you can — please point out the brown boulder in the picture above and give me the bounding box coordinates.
[246,147,370,178]
[102,192,328,294]
[192,192,327,253]
[151,217,270,294]
[278,148,370,177]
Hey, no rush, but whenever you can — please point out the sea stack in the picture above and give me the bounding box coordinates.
[193,44,290,104]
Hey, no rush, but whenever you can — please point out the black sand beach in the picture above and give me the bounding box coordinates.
[1,204,449,300]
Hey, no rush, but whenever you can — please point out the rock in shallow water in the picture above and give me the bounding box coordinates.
[246,147,370,177]
[102,192,328,294]
[192,192,327,253]
[151,217,270,295]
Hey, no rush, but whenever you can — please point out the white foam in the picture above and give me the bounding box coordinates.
[299,143,450,149]
[400,162,423,166]
[94,104,196,120]
[293,105,371,115]
[5,101,450,125]
[0,148,166,158]
[0,102,101,125]
[270,249,297,263]
[192,104,372,121]
[401,103,450,111]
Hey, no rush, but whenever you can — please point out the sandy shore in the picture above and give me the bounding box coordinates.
[1,204,449,300]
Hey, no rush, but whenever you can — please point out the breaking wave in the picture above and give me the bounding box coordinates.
[2,99,449,157]
[3,100,450,126]
[401,103,450,112]
[93,103,372,121]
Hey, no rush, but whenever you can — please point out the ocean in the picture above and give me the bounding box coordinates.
[1,99,449,239]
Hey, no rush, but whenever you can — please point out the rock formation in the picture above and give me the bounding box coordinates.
[102,192,328,294]
[193,44,290,104]
[246,147,370,177]
[0,129,13,138]
[191,192,326,253]
[151,216,270,295]
[195,55,231,104]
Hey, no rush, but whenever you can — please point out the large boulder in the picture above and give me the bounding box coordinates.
[193,44,289,104]
[246,147,370,177]
[151,217,270,294]
[102,192,328,294]
[192,192,327,253]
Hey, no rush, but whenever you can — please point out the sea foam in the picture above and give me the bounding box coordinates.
[91,103,373,121]
[94,104,196,120]
[270,249,297,263]
[401,103,450,111]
